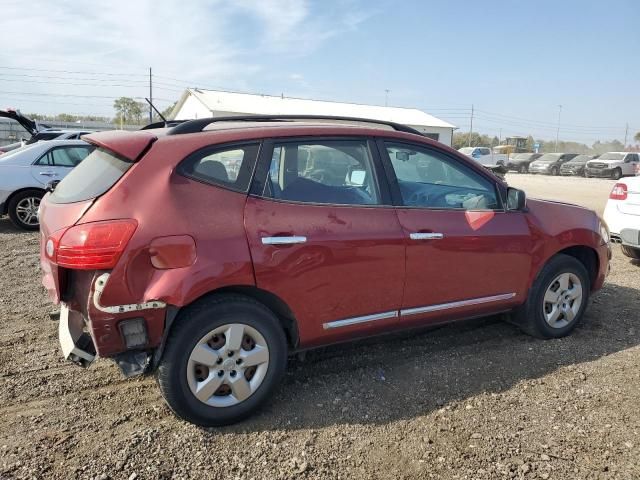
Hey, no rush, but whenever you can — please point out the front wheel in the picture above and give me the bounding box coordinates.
[550,166,559,176]
[156,295,288,426]
[621,245,640,260]
[511,254,590,339]
[611,168,622,180]
[519,164,528,174]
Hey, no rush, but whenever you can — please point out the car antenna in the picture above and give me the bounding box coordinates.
[144,98,167,124]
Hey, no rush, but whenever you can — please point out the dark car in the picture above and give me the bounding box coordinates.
[528,153,579,175]
[560,154,594,177]
[39,115,610,426]
[507,152,542,173]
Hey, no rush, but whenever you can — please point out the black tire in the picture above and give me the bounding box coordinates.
[511,254,590,339]
[156,294,288,426]
[611,168,622,180]
[550,166,559,176]
[519,164,528,174]
[7,189,44,231]
[621,245,640,260]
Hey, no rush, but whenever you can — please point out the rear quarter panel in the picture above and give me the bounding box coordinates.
[78,135,256,309]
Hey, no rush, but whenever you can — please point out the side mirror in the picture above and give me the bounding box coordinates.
[507,187,526,211]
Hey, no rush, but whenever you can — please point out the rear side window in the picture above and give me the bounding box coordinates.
[49,148,132,204]
[35,146,94,167]
[178,143,259,192]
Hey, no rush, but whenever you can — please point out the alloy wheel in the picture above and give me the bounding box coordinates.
[15,196,40,226]
[542,272,583,329]
[187,323,270,407]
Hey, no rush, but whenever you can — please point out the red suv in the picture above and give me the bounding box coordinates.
[39,116,611,426]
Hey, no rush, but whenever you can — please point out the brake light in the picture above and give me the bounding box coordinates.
[609,183,628,200]
[46,220,137,270]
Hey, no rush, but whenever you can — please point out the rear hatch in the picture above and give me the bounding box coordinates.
[39,130,157,302]
[0,109,42,136]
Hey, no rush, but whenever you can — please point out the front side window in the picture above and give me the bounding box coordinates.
[178,143,259,192]
[263,140,380,206]
[385,142,499,210]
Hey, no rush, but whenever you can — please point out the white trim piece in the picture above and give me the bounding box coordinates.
[261,236,307,245]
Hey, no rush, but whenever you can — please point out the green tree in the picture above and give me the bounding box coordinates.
[113,97,146,125]
[634,131,640,143]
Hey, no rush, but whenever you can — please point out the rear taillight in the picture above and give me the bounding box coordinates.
[46,220,137,270]
[609,183,628,200]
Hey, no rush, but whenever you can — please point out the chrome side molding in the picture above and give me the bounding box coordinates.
[322,293,516,330]
[323,310,398,330]
[409,232,444,240]
[400,293,516,317]
[261,236,307,245]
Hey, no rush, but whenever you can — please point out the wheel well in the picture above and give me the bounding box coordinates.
[196,286,299,350]
[3,187,46,215]
[556,245,598,289]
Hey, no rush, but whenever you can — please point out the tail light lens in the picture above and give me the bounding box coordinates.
[609,183,628,200]
[46,220,137,270]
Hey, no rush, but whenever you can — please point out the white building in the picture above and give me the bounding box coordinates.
[171,89,457,145]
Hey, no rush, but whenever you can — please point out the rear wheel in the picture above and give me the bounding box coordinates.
[621,245,640,260]
[611,168,622,180]
[156,295,288,426]
[7,189,43,231]
[511,254,590,339]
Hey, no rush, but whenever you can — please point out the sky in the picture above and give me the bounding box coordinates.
[0,0,638,144]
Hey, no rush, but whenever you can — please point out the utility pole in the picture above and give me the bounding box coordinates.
[555,104,562,153]
[384,89,390,107]
[149,67,153,123]
[624,123,629,147]
[468,104,474,147]
[499,128,502,145]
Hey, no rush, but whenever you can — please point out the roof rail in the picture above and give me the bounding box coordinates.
[166,115,425,136]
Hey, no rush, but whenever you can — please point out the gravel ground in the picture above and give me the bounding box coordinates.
[1,174,639,480]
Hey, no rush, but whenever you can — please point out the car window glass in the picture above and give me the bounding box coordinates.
[385,142,499,210]
[179,144,259,192]
[34,151,52,166]
[264,140,380,206]
[51,146,93,167]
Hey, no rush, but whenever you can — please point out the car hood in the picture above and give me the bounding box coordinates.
[526,198,599,237]
[588,159,622,164]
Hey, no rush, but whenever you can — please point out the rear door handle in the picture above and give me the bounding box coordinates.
[39,171,57,176]
[261,236,307,245]
[409,232,444,240]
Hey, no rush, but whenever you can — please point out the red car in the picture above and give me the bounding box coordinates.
[39,116,611,426]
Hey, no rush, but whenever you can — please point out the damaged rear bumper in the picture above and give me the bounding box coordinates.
[59,304,96,367]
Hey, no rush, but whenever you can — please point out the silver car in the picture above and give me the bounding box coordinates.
[0,140,94,230]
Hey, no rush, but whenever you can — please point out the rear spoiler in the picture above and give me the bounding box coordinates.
[82,130,157,162]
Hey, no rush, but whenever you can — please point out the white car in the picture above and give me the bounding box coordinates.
[603,178,640,259]
[585,152,640,180]
[0,140,94,230]
[458,147,508,167]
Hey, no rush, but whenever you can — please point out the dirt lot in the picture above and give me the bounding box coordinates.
[1,174,639,480]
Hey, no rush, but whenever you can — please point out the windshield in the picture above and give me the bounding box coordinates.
[49,147,133,203]
[598,153,625,160]
[513,153,534,160]
[458,147,474,155]
[569,155,591,164]
[536,153,562,162]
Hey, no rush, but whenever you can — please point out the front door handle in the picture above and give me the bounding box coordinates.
[261,236,307,245]
[409,232,444,240]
